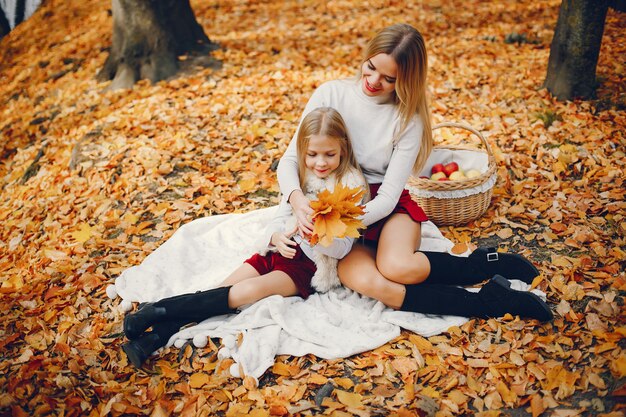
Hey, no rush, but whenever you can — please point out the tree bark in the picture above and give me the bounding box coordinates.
[97,0,217,90]
[0,6,11,38]
[14,0,26,26]
[543,0,610,100]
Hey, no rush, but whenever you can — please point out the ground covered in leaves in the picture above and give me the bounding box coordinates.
[0,0,624,416]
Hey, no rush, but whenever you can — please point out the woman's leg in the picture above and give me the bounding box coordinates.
[228,271,298,308]
[339,213,551,320]
[375,213,430,284]
[338,245,552,321]
[338,244,407,309]
[376,213,540,286]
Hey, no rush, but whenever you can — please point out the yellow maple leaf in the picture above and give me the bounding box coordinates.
[188,372,209,388]
[335,389,364,408]
[70,223,93,243]
[309,183,365,247]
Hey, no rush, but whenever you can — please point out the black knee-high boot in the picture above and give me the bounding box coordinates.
[124,286,234,340]
[420,247,539,285]
[401,275,552,322]
[122,319,187,368]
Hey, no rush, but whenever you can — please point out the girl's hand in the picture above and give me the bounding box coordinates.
[271,226,298,259]
[289,190,314,237]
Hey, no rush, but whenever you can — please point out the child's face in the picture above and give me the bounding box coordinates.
[306,134,342,179]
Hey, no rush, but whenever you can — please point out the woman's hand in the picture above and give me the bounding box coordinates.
[271,227,298,259]
[289,190,314,237]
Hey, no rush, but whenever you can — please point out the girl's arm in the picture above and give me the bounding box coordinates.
[361,119,424,226]
[270,228,297,259]
[257,196,295,251]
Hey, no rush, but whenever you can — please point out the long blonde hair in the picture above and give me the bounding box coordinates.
[358,24,433,173]
[296,107,368,200]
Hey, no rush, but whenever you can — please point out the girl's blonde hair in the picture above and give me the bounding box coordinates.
[358,23,433,173]
[296,107,368,200]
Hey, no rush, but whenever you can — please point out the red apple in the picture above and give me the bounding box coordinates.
[431,163,445,175]
[438,177,449,181]
[443,162,459,177]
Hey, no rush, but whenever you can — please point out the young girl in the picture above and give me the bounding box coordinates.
[278,24,552,322]
[121,107,369,367]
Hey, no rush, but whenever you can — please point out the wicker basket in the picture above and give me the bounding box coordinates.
[407,122,497,226]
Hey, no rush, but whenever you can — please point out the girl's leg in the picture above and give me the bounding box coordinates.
[124,265,297,340]
[228,271,298,309]
[338,244,407,309]
[124,285,234,339]
[375,213,430,284]
[220,263,263,286]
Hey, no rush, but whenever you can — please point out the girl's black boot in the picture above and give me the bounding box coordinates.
[124,286,234,340]
[122,333,163,368]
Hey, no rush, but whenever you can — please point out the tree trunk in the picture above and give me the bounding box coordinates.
[97,0,217,90]
[14,0,26,26]
[543,0,609,100]
[0,6,11,38]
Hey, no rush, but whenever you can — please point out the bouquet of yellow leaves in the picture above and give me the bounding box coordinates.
[309,183,366,247]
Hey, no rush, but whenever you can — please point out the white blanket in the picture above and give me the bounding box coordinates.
[113,206,530,380]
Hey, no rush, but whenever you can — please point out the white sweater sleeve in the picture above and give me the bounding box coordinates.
[296,236,355,260]
[361,119,423,226]
[276,86,328,199]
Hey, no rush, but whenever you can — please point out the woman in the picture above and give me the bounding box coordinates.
[277,23,552,322]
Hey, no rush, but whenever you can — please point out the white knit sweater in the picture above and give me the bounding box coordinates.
[277,79,424,227]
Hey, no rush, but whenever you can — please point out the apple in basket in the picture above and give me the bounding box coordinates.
[449,170,467,180]
[431,163,445,174]
[443,162,459,177]
[430,172,447,181]
[466,169,481,178]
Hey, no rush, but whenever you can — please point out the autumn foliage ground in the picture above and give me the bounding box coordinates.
[0,0,625,416]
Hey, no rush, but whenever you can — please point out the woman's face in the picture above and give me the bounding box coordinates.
[360,53,398,97]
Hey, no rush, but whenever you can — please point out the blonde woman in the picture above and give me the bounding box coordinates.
[278,24,552,322]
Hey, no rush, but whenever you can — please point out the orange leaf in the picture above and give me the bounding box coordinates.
[530,394,546,417]
[335,389,363,408]
[310,183,365,247]
[188,373,209,388]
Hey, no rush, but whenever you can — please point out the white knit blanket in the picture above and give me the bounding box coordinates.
[112,206,531,380]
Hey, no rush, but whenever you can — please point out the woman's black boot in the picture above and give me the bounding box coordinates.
[478,275,552,322]
[122,333,163,368]
[401,275,552,322]
[124,286,234,340]
[421,247,539,285]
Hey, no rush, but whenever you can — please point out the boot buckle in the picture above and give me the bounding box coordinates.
[487,252,499,262]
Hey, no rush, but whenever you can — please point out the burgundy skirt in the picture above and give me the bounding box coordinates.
[244,245,316,299]
[363,183,428,242]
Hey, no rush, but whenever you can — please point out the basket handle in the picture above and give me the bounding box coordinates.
[432,122,493,160]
